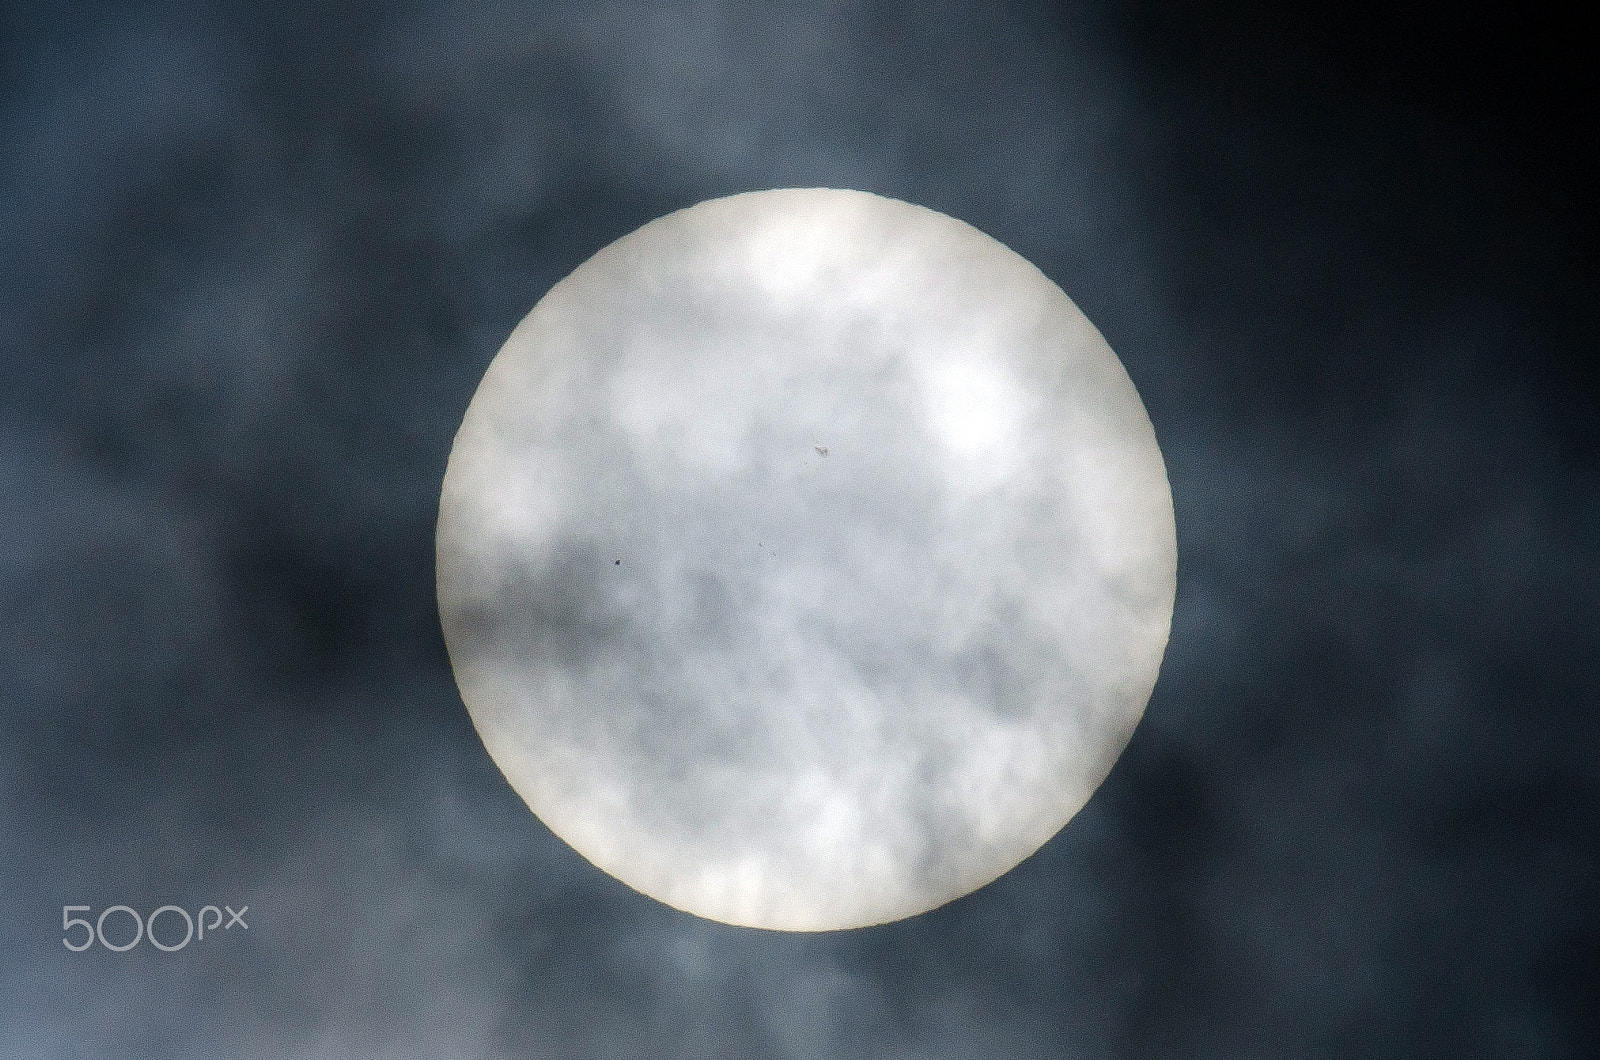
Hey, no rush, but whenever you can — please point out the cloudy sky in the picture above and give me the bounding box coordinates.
[2,1,1595,1057]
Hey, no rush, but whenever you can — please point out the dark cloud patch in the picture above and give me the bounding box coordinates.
[1076,0,1600,462]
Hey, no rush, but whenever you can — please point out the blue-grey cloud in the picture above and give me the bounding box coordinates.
[2,0,1594,1057]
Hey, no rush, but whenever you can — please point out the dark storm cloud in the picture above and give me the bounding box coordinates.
[3,0,1595,1058]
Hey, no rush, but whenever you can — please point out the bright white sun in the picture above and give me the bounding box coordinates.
[436,188,1176,931]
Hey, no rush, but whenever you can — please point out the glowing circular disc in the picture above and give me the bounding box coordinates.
[437,188,1175,930]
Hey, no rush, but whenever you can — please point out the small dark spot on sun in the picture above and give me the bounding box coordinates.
[614,559,620,565]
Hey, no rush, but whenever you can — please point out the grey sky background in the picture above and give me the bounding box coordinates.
[2,1,1595,1057]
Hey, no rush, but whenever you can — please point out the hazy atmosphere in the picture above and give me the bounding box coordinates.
[3,1,1595,1057]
